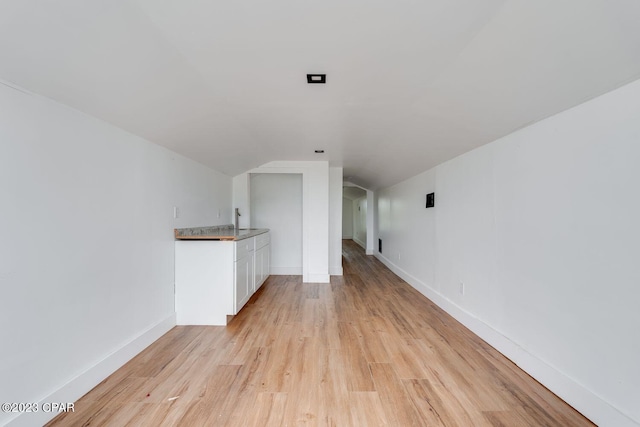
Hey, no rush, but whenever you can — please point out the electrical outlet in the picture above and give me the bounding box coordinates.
[398,252,401,260]
[173,206,179,219]
[459,282,465,296]
[217,209,221,218]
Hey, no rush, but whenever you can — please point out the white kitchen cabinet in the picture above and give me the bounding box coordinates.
[175,231,269,326]
[234,239,254,313]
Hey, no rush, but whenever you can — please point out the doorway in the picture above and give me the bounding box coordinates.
[250,173,303,275]
[342,186,367,250]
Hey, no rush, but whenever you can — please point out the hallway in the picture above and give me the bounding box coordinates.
[48,240,592,426]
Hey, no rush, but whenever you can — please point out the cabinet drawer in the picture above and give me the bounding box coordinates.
[255,232,270,249]
[235,237,255,260]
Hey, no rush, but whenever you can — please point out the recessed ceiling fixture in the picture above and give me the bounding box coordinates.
[315,149,325,153]
[307,74,326,84]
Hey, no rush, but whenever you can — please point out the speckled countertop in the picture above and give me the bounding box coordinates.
[174,224,269,241]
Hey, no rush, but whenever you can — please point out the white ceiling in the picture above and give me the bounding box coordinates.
[343,186,367,201]
[2,0,640,189]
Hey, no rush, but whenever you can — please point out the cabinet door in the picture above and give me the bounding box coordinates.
[234,254,253,314]
[255,244,270,290]
[264,243,270,279]
[255,246,264,289]
[252,249,260,293]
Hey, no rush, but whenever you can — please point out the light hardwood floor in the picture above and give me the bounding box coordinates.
[47,240,593,426]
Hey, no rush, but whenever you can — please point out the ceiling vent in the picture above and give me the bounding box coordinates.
[307,74,326,84]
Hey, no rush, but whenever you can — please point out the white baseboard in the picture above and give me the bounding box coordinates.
[365,249,374,255]
[271,268,329,283]
[374,253,638,427]
[306,273,330,283]
[330,266,343,276]
[7,314,176,427]
[353,237,366,249]
[270,267,303,275]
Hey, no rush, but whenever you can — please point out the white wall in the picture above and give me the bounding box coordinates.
[375,79,640,427]
[0,82,232,427]
[353,197,367,249]
[365,190,375,255]
[329,168,343,276]
[250,173,303,275]
[344,183,376,254]
[342,197,354,238]
[234,161,330,283]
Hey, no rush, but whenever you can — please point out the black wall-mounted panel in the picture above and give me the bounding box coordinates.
[426,192,435,208]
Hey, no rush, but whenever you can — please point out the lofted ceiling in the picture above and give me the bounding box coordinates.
[1,0,640,189]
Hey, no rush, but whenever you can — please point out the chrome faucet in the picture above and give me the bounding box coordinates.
[234,208,241,230]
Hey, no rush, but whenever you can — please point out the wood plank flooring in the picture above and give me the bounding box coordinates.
[47,240,593,426]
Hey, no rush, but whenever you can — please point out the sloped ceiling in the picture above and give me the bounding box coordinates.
[343,186,367,201]
[1,0,640,189]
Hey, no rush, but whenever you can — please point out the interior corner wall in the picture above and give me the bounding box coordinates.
[375,78,640,427]
[250,173,303,275]
[372,191,379,256]
[232,173,250,228]
[353,197,367,249]
[0,83,232,427]
[365,190,375,255]
[329,167,343,276]
[236,161,330,283]
[342,197,354,239]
